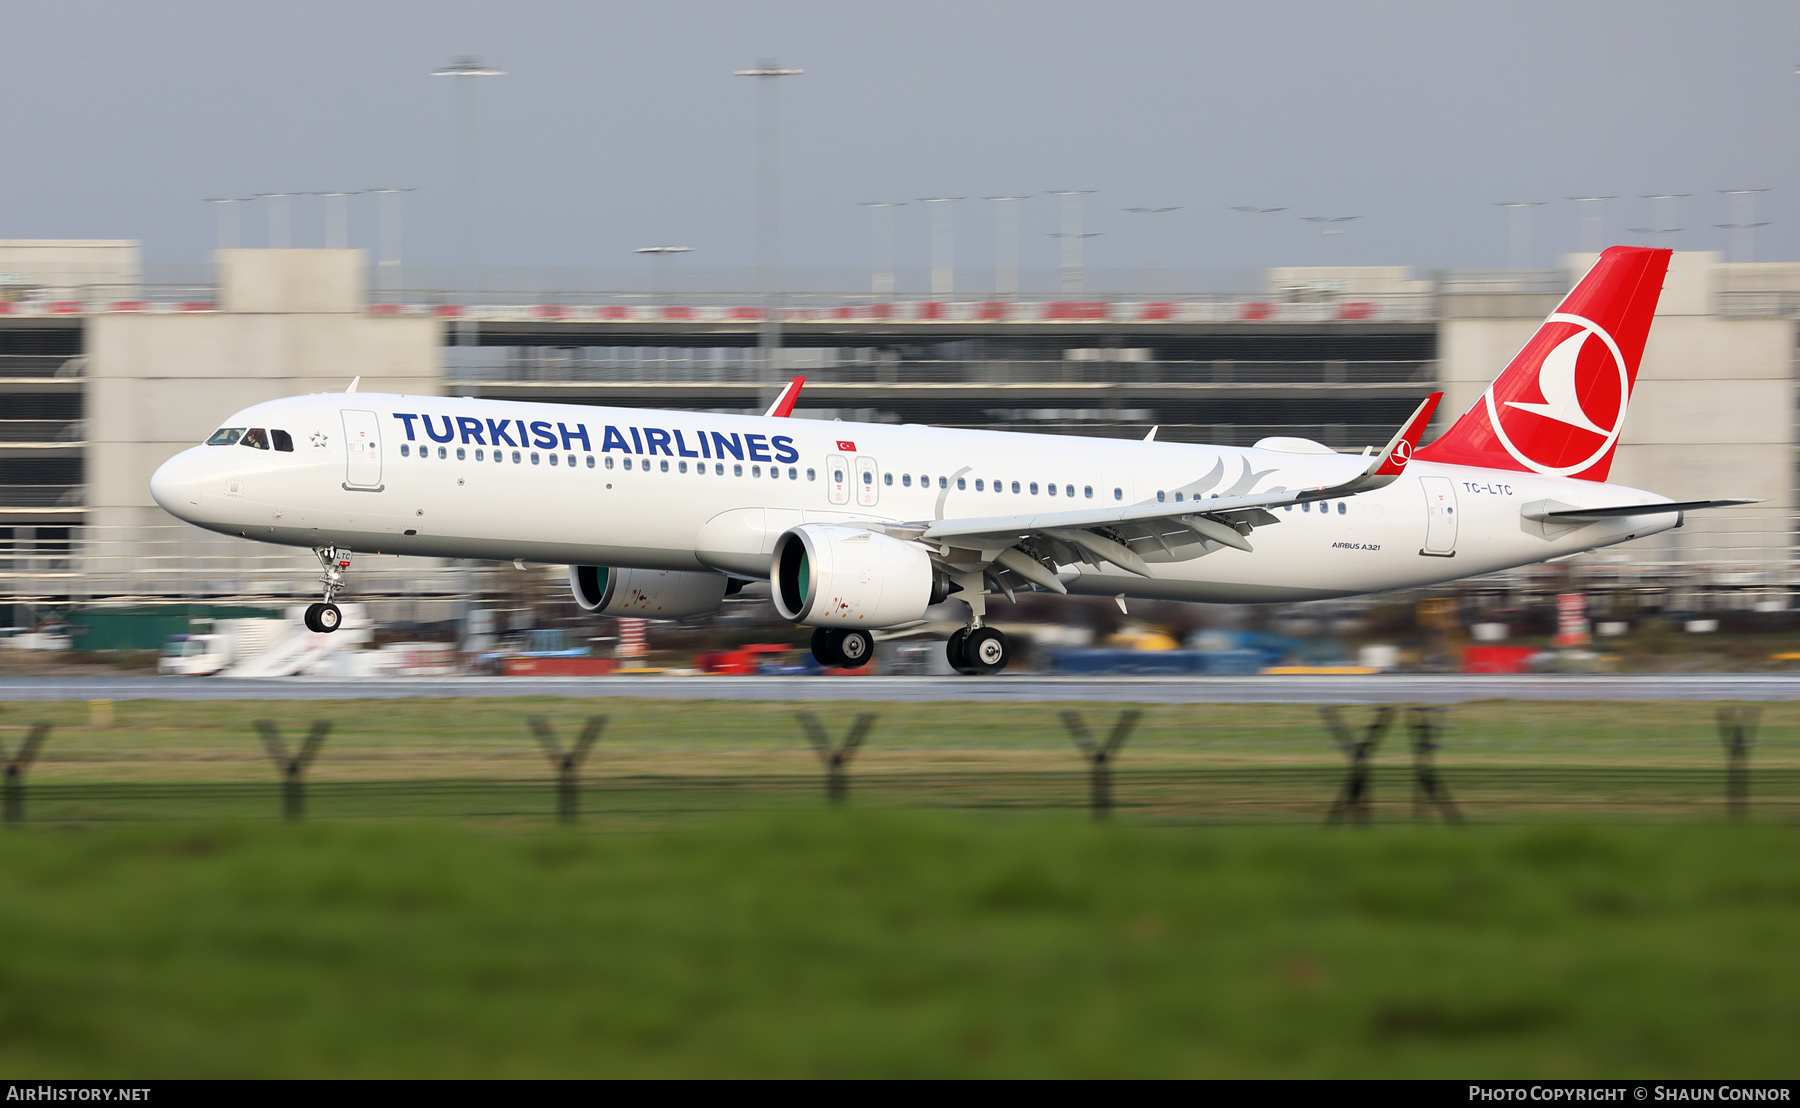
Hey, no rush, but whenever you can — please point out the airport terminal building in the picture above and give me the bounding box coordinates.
[3,241,1796,623]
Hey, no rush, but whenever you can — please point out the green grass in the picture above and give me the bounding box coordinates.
[0,813,1797,1077]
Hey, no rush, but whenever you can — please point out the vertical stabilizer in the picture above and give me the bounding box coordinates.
[1413,245,1671,481]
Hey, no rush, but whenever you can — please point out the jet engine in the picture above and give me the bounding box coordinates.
[771,524,943,628]
[569,565,728,620]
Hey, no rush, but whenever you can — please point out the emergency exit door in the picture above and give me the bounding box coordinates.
[855,456,880,507]
[342,409,383,490]
[1419,475,1457,556]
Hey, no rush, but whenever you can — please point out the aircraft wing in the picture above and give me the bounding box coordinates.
[891,393,1443,589]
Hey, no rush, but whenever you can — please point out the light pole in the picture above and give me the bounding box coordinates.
[1717,189,1772,262]
[203,198,253,251]
[315,191,360,250]
[859,201,905,297]
[1123,206,1180,293]
[1639,194,1691,249]
[432,55,504,307]
[1495,202,1545,269]
[734,59,803,407]
[983,195,1030,297]
[257,193,297,249]
[1047,190,1098,293]
[635,246,692,307]
[367,188,415,298]
[1568,196,1616,254]
[917,197,965,295]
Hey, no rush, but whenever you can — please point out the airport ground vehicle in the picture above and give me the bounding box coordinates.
[151,247,1751,675]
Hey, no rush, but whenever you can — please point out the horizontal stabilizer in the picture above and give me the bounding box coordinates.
[1525,498,1762,522]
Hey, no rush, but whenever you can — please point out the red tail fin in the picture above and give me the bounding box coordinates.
[1413,245,1670,481]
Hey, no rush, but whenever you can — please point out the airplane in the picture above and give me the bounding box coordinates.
[150,246,1754,675]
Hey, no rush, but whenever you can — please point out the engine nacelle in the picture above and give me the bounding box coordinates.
[569,565,728,620]
[771,525,939,628]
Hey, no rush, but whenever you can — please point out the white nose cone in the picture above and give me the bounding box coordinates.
[150,449,205,521]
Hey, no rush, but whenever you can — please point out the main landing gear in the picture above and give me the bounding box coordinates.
[946,625,1011,675]
[304,546,352,634]
[811,627,874,670]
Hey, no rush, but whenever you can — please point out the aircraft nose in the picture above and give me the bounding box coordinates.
[150,449,206,519]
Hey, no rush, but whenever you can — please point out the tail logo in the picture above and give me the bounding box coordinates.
[1389,439,1412,466]
[1483,312,1630,476]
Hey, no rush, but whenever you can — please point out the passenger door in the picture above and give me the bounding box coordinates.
[826,453,850,505]
[855,455,880,508]
[1419,475,1457,556]
[342,409,383,490]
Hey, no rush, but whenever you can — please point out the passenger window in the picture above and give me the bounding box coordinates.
[861,471,871,485]
[624,457,633,470]
[974,479,984,492]
[400,443,410,457]
[1157,490,1165,502]
[476,448,485,461]
[902,474,912,488]
[678,461,688,473]
[1302,502,1310,512]
[457,447,466,461]
[661,460,670,473]
[1175,492,1183,502]
[605,456,614,469]
[205,427,245,446]
[272,429,294,452]
[240,428,270,450]
[586,455,595,469]
[807,468,816,481]
[1029,482,1038,495]
[788,467,797,480]
[437,446,447,460]
[1113,488,1122,501]
[513,451,522,464]
[531,452,540,465]
[1337,502,1347,515]
[1011,481,1021,494]
[752,465,761,477]
[734,464,743,477]
[567,455,576,467]
[1084,486,1093,499]
[957,478,966,490]
[1065,485,1074,498]
[549,453,558,466]
[716,463,725,475]
[884,473,893,486]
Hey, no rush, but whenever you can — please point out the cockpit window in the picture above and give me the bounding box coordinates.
[240,428,270,450]
[271,429,294,452]
[206,428,245,446]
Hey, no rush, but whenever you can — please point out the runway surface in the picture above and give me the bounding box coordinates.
[2,673,1799,703]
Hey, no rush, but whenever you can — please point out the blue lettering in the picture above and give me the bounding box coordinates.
[486,418,517,447]
[456,417,487,445]
[699,431,711,459]
[745,433,772,463]
[517,420,530,449]
[422,414,456,443]
[393,413,419,441]
[772,435,799,464]
[711,431,744,461]
[600,425,631,453]
[672,430,702,458]
[530,420,558,449]
[643,428,673,456]
[558,422,591,451]
[629,427,643,454]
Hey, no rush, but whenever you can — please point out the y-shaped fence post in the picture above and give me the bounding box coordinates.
[1407,705,1462,824]
[1717,706,1759,822]
[798,712,876,804]
[256,720,331,821]
[2,723,51,825]
[529,716,606,824]
[1060,709,1141,819]
[1321,706,1394,825]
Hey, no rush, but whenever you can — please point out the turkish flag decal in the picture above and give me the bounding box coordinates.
[836,440,857,452]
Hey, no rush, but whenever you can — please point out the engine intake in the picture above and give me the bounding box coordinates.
[771,524,939,628]
[569,566,728,620]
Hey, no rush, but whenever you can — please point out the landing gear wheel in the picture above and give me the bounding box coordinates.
[303,603,323,633]
[832,629,874,669]
[810,627,841,668]
[946,627,976,675]
[964,626,1010,675]
[315,602,342,634]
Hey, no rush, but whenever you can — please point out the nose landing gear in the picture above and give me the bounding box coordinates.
[304,546,352,634]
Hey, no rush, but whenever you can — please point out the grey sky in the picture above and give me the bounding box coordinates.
[4,0,1798,281]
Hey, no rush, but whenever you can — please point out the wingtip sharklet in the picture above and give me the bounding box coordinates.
[1367,392,1442,477]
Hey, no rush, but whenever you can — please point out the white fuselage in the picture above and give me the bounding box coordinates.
[150,392,1679,606]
